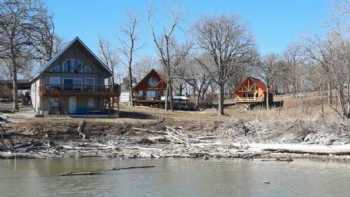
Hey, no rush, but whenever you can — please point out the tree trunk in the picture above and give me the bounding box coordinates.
[178,84,183,96]
[196,91,201,108]
[165,83,169,111]
[128,65,133,106]
[320,84,324,118]
[12,64,18,112]
[328,82,332,105]
[266,86,270,110]
[169,80,174,111]
[335,86,349,118]
[218,84,224,115]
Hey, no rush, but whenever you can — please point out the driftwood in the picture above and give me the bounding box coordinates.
[132,127,168,135]
[111,165,155,171]
[263,148,339,155]
[60,171,101,176]
[60,165,156,177]
[260,157,293,162]
[0,151,46,159]
[77,120,86,139]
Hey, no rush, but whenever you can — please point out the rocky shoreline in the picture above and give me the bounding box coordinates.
[2,117,350,161]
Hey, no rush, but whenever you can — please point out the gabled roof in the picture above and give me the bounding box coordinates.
[233,76,267,93]
[133,69,167,91]
[31,37,112,82]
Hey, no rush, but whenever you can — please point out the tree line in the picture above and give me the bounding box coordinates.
[2,0,350,117]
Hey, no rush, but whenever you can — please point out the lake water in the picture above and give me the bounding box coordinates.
[0,158,350,197]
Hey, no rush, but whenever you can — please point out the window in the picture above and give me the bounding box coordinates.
[63,79,73,90]
[63,59,72,72]
[84,65,93,73]
[84,78,95,91]
[138,91,143,97]
[72,59,82,73]
[73,78,82,90]
[63,59,83,73]
[48,77,61,89]
[64,78,82,90]
[148,77,159,87]
[146,90,156,98]
[49,65,61,72]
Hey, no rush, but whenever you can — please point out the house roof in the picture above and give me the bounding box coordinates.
[133,69,167,91]
[31,37,112,82]
[233,76,267,93]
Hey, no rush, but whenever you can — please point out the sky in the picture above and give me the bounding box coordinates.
[45,0,331,69]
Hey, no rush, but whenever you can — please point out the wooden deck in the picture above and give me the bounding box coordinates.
[234,97,264,104]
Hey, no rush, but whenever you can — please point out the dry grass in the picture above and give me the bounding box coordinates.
[4,94,342,129]
[119,95,341,123]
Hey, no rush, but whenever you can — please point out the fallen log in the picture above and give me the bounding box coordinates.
[260,157,293,162]
[245,143,350,156]
[77,120,86,139]
[111,165,155,171]
[60,171,101,176]
[132,127,168,135]
[59,165,156,177]
[0,151,46,159]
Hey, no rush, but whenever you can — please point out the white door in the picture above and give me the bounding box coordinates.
[68,97,77,114]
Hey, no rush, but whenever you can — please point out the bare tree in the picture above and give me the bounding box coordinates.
[193,15,257,115]
[176,56,212,108]
[98,38,119,111]
[304,32,350,118]
[283,44,305,96]
[120,15,139,106]
[149,11,191,111]
[30,6,61,63]
[0,0,54,112]
[98,38,119,85]
[260,54,288,109]
[134,56,159,82]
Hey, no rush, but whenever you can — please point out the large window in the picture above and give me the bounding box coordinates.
[84,78,95,91]
[146,90,156,98]
[73,78,82,90]
[64,78,82,90]
[49,65,61,72]
[84,65,93,73]
[63,59,83,73]
[63,79,73,90]
[63,59,72,72]
[48,77,61,89]
[148,77,159,87]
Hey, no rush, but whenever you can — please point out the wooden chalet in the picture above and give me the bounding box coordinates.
[133,69,167,106]
[233,77,267,103]
[30,37,120,115]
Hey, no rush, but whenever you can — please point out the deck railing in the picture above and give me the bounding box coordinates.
[40,84,120,97]
[234,96,264,103]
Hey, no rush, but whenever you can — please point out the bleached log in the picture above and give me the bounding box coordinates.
[0,151,46,159]
[245,143,350,155]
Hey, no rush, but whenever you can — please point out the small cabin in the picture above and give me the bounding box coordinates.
[233,77,267,103]
[133,69,167,105]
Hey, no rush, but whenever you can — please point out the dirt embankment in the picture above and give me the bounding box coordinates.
[1,117,350,161]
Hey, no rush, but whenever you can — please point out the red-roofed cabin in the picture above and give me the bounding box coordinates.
[233,77,268,103]
[133,69,167,105]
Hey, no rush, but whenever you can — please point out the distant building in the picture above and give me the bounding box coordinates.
[120,76,137,92]
[132,69,167,105]
[30,37,120,115]
[233,77,269,103]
